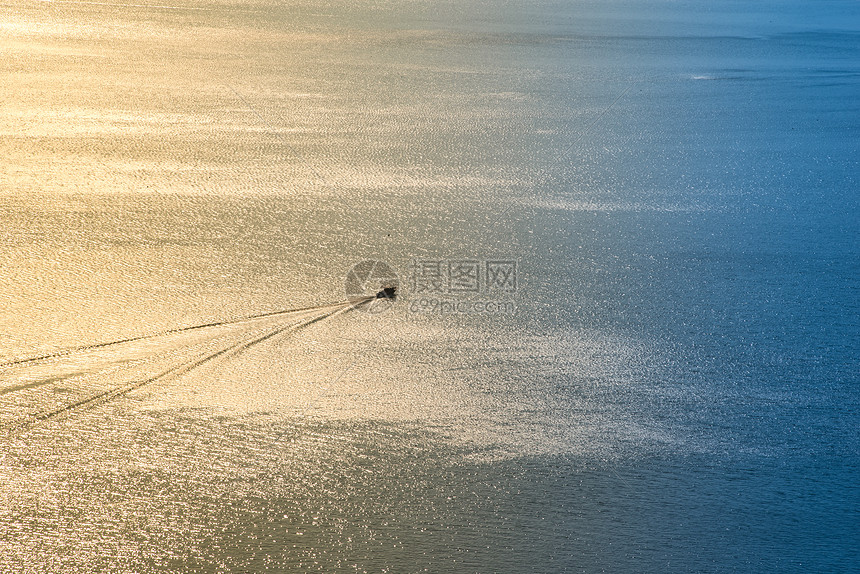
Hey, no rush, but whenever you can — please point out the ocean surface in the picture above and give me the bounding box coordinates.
[1,0,858,572]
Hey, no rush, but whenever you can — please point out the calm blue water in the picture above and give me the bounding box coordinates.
[0,0,858,572]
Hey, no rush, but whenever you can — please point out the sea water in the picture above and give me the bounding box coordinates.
[0,0,857,571]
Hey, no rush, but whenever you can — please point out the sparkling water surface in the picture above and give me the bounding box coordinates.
[1,0,858,572]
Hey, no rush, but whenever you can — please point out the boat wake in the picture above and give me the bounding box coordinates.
[0,298,369,435]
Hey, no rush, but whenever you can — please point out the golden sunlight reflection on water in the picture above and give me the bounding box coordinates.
[5,0,855,571]
[0,185,686,571]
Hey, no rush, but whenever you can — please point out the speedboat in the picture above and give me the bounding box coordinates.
[375,286,397,300]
